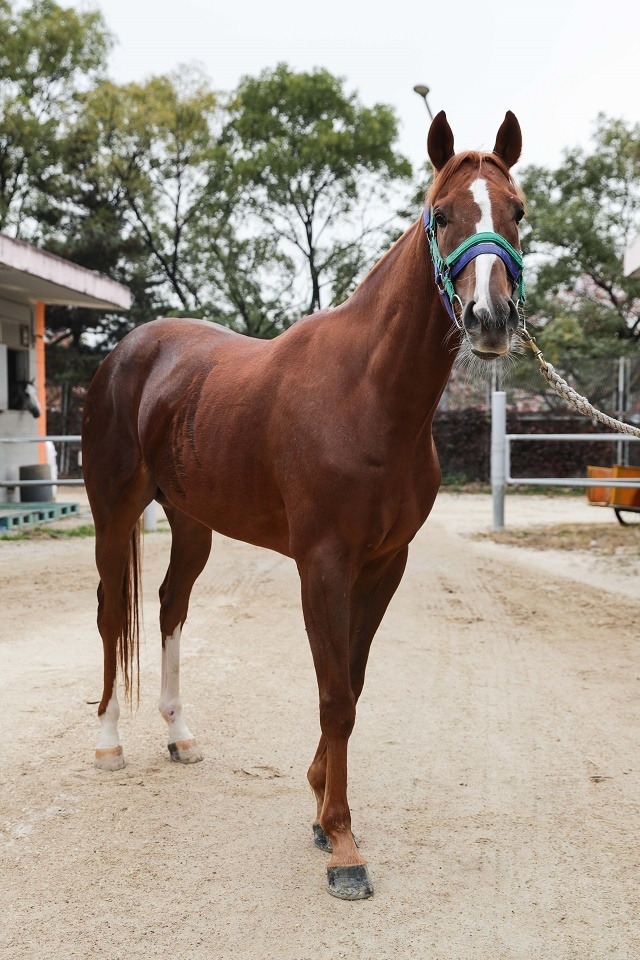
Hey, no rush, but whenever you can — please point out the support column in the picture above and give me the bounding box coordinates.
[491,391,506,531]
[35,301,47,463]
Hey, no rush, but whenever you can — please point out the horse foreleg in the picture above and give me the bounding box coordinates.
[158,505,212,763]
[308,548,409,859]
[299,542,372,900]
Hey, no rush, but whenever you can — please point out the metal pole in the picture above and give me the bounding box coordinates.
[144,501,157,532]
[617,356,626,466]
[491,391,506,531]
[412,84,434,121]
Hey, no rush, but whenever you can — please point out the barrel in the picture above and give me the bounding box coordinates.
[19,464,53,502]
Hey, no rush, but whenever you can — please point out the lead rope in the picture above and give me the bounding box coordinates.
[520,324,640,438]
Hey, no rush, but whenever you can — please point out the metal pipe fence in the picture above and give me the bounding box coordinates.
[491,392,640,530]
[0,434,157,530]
[0,434,81,487]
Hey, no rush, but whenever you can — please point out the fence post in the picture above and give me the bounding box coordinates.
[616,356,630,467]
[491,391,506,531]
[144,502,157,532]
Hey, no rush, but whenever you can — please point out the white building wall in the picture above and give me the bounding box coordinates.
[623,236,640,279]
[0,296,39,503]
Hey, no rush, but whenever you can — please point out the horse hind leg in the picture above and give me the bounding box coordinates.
[95,579,126,771]
[158,504,212,763]
[94,503,147,770]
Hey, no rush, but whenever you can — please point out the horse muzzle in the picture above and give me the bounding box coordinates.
[461,296,520,359]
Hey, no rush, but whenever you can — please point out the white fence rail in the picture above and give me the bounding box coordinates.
[0,434,81,487]
[490,391,640,530]
[0,434,157,530]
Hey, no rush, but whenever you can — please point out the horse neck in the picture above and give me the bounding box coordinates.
[343,217,457,430]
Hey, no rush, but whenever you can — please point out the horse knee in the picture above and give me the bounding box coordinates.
[319,692,356,741]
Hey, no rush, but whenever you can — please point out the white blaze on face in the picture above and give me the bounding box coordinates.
[469,178,497,317]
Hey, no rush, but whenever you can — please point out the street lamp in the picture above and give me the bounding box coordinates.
[413,84,433,121]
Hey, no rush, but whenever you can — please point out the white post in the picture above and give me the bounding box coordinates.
[616,356,630,467]
[491,391,506,531]
[144,501,157,532]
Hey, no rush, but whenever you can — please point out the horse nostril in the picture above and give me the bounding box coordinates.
[473,305,493,326]
[462,300,479,331]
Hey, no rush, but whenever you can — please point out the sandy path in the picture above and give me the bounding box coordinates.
[1,493,639,959]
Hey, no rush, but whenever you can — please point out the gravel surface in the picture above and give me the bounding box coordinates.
[1,491,639,959]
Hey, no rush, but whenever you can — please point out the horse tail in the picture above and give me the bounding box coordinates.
[119,519,143,708]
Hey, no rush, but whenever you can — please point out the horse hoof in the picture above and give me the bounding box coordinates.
[94,746,125,771]
[313,823,359,854]
[168,739,203,764]
[326,864,374,900]
[313,823,332,852]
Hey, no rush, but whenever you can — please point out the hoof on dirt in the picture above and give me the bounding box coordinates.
[313,823,332,852]
[94,745,125,771]
[326,864,374,900]
[312,823,359,854]
[168,739,203,764]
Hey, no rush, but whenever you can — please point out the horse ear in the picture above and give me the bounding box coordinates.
[493,111,522,168]
[427,111,455,173]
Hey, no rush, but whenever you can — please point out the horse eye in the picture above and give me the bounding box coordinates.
[515,207,525,224]
[434,211,447,228]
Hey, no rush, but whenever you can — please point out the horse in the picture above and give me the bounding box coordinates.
[82,110,525,900]
[10,379,41,418]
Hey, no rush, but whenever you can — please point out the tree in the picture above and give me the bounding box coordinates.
[74,69,294,339]
[520,115,640,360]
[0,0,111,238]
[226,64,412,314]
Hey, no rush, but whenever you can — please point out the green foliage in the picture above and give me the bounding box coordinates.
[226,64,412,313]
[1,5,416,375]
[1,8,413,349]
[520,115,640,357]
[0,0,111,235]
[73,69,301,339]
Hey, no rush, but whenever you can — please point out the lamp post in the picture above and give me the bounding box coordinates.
[413,84,433,121]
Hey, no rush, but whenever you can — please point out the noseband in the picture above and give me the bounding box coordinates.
[423,207,525,328]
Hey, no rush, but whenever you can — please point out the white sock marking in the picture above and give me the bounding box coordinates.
[96,681,121,750]
[469,178,497,317]
[159,626,195,744]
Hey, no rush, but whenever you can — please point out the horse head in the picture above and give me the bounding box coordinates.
[13,379,42,418]
[426,110,525,359]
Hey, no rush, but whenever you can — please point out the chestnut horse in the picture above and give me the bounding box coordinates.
[82,111,525,900]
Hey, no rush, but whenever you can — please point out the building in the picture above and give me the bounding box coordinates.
[623,236,640,280]
[0,235,130,501]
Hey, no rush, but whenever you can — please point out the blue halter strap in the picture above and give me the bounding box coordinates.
[423,207,525,326]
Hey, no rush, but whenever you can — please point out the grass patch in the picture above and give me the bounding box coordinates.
[476,522,640,555]
[509,485,585,498]
[0,523,95,542]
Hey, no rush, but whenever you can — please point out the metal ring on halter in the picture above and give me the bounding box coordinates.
[452,294,464,331]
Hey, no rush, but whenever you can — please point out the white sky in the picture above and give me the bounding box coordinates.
[60,0,640,175]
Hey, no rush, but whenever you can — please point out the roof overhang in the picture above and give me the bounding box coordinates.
[0,234,131,310]
[623,236,640,279]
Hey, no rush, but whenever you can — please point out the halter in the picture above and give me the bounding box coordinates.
[423,207,525,328]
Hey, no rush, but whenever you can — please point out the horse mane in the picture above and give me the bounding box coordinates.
[427,151,525,207]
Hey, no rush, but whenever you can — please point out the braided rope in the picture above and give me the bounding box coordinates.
[522,330,640,439]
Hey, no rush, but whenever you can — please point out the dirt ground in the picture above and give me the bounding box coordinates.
[1,489,639,960]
